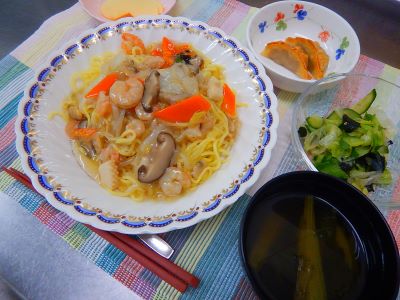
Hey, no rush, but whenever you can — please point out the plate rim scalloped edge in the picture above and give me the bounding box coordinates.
[15,15,279,234]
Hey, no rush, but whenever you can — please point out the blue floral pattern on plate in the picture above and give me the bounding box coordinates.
[258,21,267,33]
[336,37,350,60]
[296,10,307,20]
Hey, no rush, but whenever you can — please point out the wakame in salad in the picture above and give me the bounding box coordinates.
[298,89,393,194]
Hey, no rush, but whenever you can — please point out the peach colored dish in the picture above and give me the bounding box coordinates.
[79,0,176,22]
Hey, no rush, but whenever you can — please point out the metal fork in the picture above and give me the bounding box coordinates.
[137,234,174,259]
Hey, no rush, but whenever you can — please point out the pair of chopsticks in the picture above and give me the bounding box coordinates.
[2,167,199,292]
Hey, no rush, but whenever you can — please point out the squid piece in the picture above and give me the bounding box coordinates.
[159,63,199,103]
[207,76,223,101]
[98,160,119,190]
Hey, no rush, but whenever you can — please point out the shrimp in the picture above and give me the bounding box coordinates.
[109,77,144,109]
[121,33,145,55]
[95,91,112,117]
[191,160,206,178]
[179,126,202,142]
[228,117,238,136]
[134,70,152,82]
[178,114,215,141]
[133,55,165,71]
[159,167,191,196]
[199,113,215,134]
[119,60,136,77]
[126,118,145,137]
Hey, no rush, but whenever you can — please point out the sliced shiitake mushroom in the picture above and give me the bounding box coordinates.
[141,70,160,113]
[138,132,176,183]
[80,141,96,158]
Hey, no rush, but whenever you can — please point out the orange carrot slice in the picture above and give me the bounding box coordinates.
[221,83,236,118]
[151,37,190,66]
[85,73,118,99]
[161,37,189,56]
[162,37,175,57]
[151,47,163,56]
[154,95,211,123]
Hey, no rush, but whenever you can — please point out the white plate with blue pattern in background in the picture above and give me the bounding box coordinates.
[15,16,279,234]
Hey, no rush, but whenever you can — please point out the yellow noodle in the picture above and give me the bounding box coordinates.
[114,129,137,145]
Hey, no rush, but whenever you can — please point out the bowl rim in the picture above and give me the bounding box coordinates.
[291,73,400,206]
[239,170,400,300]
[246,0,361,83]
[14,15,280,234]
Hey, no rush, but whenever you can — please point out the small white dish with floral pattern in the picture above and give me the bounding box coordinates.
[247,1,360,93]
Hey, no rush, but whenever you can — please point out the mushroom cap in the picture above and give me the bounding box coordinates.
[141,70,160,113]
[138,132,176,183]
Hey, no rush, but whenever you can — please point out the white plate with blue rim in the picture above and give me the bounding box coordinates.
[15,15,279,234]
[247,1,360,93]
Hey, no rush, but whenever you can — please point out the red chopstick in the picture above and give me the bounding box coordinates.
[112,231,200,287]
[2,167,32,186]
[2,167,200,292]
[87,225,187,292]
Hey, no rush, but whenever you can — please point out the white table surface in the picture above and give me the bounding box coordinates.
[0,191,140,300]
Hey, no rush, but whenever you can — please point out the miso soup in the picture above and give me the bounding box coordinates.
[245,193,367,300]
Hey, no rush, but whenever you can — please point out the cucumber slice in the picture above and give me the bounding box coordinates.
[306,115,324,129]
[326,110,342,126]
[351,146,370,158]
[343,136,364,147]
[351,89,377,114]
[377,145,389,155]
[342,108,362,121]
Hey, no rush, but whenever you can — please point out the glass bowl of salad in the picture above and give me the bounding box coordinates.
[292,73,400,209]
